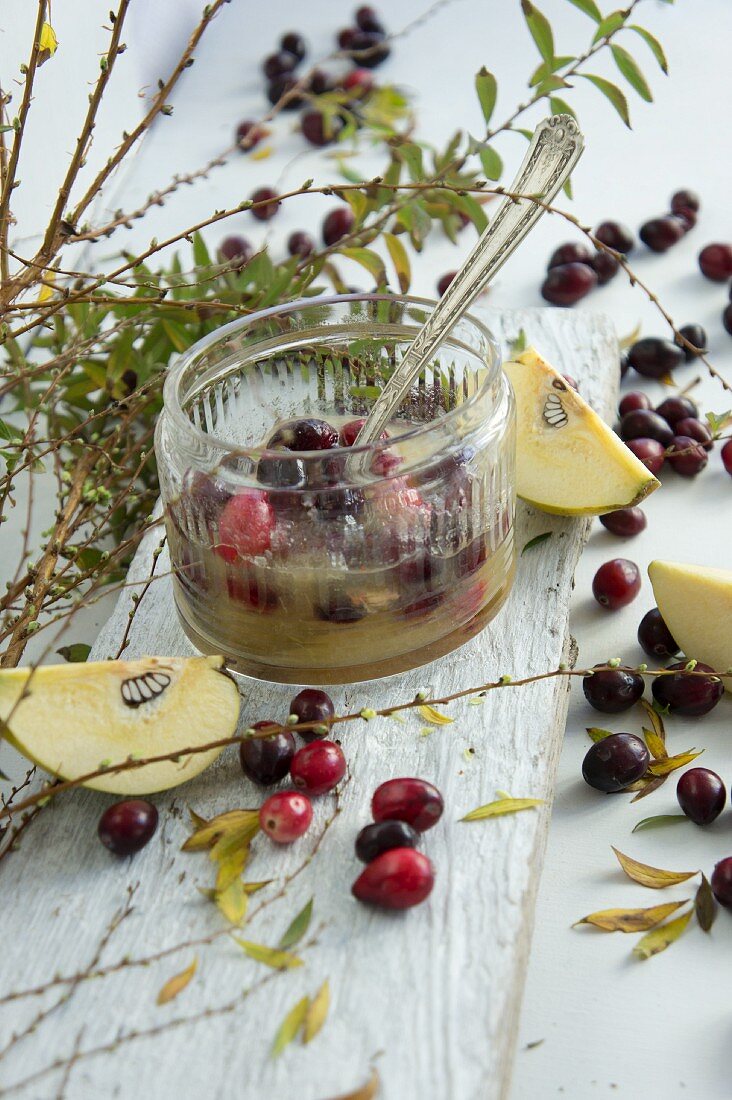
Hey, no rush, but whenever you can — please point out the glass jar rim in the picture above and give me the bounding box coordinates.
[162,292,502,458]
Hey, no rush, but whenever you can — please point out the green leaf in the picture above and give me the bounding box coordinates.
[479,145,503,181]
[461,797,543,821]
[521,532,552,554]
[56,643,91,663]
[278,897,313,949]
[695,874,716,932]
[342,189,368,222]
[632,814,687,834]
[564,0,602,20]
[272,996,310,1057]
[383,232,411,293]
[398,142,424,180]
[586,727,613,742]
[628,25,669,74]
[549,95,577,121]
[562,176,573,200]
[510,328,527,355]
[611,45,653,101]
[592,10,628,42]
[192,232,212,270]
[521,0,555,63]
[633,909,692,959]
[579,74,631,127]
[233,939,303,970]
[475,67,498,125]
[340,248,386,285]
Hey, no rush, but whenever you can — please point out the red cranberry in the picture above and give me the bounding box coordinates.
[240,723,295,785]
[350,30,390,68]
[699,243,732,282]
[582,665,645,713]
[674,417,712,450]
[355,820,418,863]
[338,27,358,49]
[547,242,593,269]
[437,271,456,297]
[98,800,158,856]
[267,75,304,109]
[541,262,597,306]
[675,206,697,231]
[218,235,253,270]
[655,395,698,427]
[250,187,280,222]
[289,688,335,741]
[372,777,444,832]
[595,220,634,254]
[637,608,680,659]
[356,5,384,32]
[671,189,700,214]
[639,216,685,252]
[723,303,732,336]
[667,435,708,476]
[677,768,726,826]
[290,740,346,795]
[627,337,684,379]
[711,858,732,907]
[591,250,620,284]
[652,661,723,717]
[582,733,649,793]
[599,507,646,537]
[352,848,434,909]
[288,230,315,258]
[322,207,355,246]
[301,110,343,146]
[280,31,306,60]
[625,438,665,474]
[592,558,641,610]
[619,409,674,446]
[342,67,375,94]
[259,791,313,843]
[721,439,732,475]
[263,51,297,81]
[619,391,651,417]
[235,120,265,151]
[216,490,274,561]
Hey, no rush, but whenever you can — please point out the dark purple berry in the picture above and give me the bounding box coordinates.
[637,608,680,659]
[582,665,645,713]
[267,75,304,109]
[627,337,684,379]
[676,323,707,360]
[654,395,698,427]
[619,409,674,446]
[674,417,712,451]
[250,187,280,221]
[652,661,723,717]
[677,768,726,826]
[308,68,332,95]
[639,216,685,252]
[619,391,651,417]
[322,207,355,246]
[723,439,732,475]
[355,820,419,863]
[270,418,339,452]
[699,243,732,282]
[674,206,697,232]
[582,733,650,793]
[437,271,456,297]
[541,262,597,306]
[349,30,390,67]
[592,558,641,610]
[671,189,700,214]
[356,5,385,33]
[599,507,646,537]
[301,109,343,146]
[263,50,297,81]
[289,688,335,741]
[667,435,708,476]
[723,303,732,336]
[595,220,634,254]
[287,230,315,259]
[625,437,665,474]
[98,800,158,856]
[711,858,732,906]
[547,242,593,269]
[338,27,358,49]
[240,722,295,785]
[591,250,620,284]
[235,120,265,151]
[218,235,253,270]
[620,351,629,378]
[280,32,307,60]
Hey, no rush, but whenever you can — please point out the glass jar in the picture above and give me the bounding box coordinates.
[155,295,516,683]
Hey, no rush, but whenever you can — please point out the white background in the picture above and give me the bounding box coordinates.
[3,1,732,1096]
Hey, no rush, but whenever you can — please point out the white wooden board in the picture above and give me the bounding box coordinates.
[0,308,617,1100]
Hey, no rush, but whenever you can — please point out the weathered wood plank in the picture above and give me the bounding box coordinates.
[0,308,617,1100]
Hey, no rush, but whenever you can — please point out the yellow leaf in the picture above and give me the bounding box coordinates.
[216,880,248,926]
[461,797,543,822]
[37,22,58,65]
[303,980,330,1043]
[648,750,702,776]
[181,808,259,851]
[156,957,197,1005]
[36,272,56,304]
[327,1069,380,1100]
[642,729,667,761]
[243,880,273,895]
[640,698,665,742]
[612,847,698,889]
[619,321,642,350]
[272,995,310,1057]
[573,899,688,932]
[416,704,454,726]
[213,836,252,892]
[633,909,693,959]
[233,939,303,970]
[251,145,273,161]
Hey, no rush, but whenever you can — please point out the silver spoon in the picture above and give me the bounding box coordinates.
[351,114,584,468]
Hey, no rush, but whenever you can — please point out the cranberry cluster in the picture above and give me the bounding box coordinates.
[618,386,710,478]
[639,188,699,253]
[352,777,442,909]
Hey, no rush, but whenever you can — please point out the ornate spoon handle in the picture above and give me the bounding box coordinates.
[352,114,584,456]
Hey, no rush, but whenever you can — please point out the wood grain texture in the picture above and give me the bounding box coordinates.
[0,308,617,1100]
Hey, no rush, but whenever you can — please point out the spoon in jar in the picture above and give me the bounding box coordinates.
[350,113,585,473]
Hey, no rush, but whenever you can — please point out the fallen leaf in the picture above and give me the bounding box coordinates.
[181,808,259,851]
[416,704,454,726]
[573,899,688,932]
[278,897,313,949]
[695,874,717,933]
[212,880,248,926]
[272,995,310,1057]
[612,847,698,889]
[632,814,687,834]
[461,797,543,822]
[629,774,667,802]
[642,729,667,761]
[303,980,330,1043]
[648,749,702,776]
[619,321,642,349]
[521,532,552,554]
[633,909,693,959]
[243,880,273,895]
[640,698,665,743]
[326,1069,380,1100]
[586,727,613,743]
[156,957,197,1005]
[233,939,303,970]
